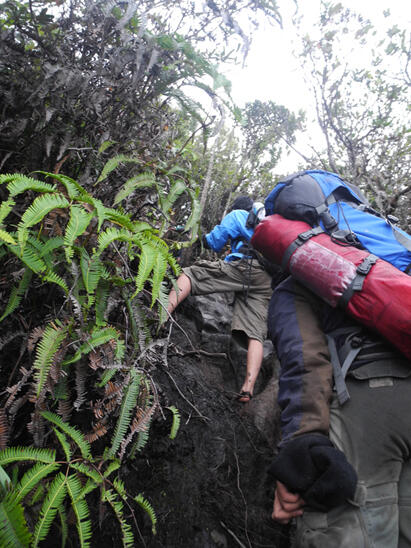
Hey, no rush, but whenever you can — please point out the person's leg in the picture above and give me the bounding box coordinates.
[167,273,192,314]
[238,337,264,402]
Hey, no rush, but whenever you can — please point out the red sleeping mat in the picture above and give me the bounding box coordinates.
[251,214,411,360]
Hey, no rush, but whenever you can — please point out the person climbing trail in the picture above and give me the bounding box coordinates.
[167,195,273,403]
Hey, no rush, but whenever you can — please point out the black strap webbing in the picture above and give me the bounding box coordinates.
[339,254,378,308]
[281,226,324,270]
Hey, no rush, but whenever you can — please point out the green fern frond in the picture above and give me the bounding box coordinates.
[166,406,181,440]
[0,199,15,225]
[13,463,60,503]
[113,478,126,499]
[41,411,92,461]
[38,236,65,258]
[96,368,118,388]
[57,506,68,548]
[0,269,32,322]
[135,493,157,535]
[33,324,68,397]
[96,155,142,183]
[66,474,92,547]
[104,208,135,231]
[156,282,169,327]
[42,270,69,294]
[69,462,102,484]
[159,179,187,216]
[0,446,56,466]
[0,229,16,245]
[80,249,104,296]
[151,253,167,307]
[52,428,72,461]
[113,172,156,205]
[7,176,56,197]
[129,430,150,457]
[95,279,110,327]
[34,172,83,200]
[19,193,69,230]
[64,206,93,262]
[64,326,123,365]
[102,489,134,548]
[108,371,142,458]
[133,244,155,297]
[182,188,201,237]
[98,140,117,154]
[0,173,21,185]
[103,460,120,478]
[0,495,32,547]
[97,227,132,255]
[33,472,67,547]
[7,240,46,274]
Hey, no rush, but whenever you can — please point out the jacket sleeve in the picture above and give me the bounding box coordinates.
[205,210,253,253]
[268,277,334,445]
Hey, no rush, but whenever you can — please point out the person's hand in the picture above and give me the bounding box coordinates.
[272,481,305,524]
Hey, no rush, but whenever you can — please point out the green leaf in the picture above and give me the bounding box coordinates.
[13,463,60,503]
[33,324,68,397]
[0,495,32,547]
[159,179,187,214]
[41,412,92,461]
[96,155,142,183]
[7,176,56,197]
[0,199,15,224]
[135,493,157,535]
[0,269,32,322]
[19,193,69,230]
[66,474,92,547]
[0,447,56,466]
[64,205,93,262]
[113,172,156,205]
[166,406,181,440]
[33,472,67,547]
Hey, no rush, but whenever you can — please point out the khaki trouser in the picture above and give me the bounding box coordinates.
[293,374,411,548]
[183,258,272,343]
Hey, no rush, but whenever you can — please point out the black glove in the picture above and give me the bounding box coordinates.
[269,433,357,512]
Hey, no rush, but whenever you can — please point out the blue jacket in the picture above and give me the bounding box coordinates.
[205,209,253,262]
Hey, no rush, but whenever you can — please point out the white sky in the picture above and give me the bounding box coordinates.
[223,0,411,172]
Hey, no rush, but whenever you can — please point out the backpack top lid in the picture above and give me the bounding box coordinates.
[229,195,253,212]
[264,170,368,217]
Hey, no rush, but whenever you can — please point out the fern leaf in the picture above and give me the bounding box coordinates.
[69,462,102,484]
[103,460,120,478]
[52,428,72,461]
[64,326,123,365]
[0,446,56,466]
[19,193,69,230]
[133,244,155,297]
[113,172,156,205]
[41,411,92,461]
[0,269,32,322]
[13,463,60,503]
[151,253,167,307]
[98,140,117,154]
[33,324,68,397]
[167,406,181,440]
[96,155,141,183]
[0,173,21,185]
[0,495,32,547]
[0,198,15,225]
[66,474,92,547]
[42,270,69,294]
[0,229,16,245]
[183,188,201,235]
[7,176,56,197]
[129,431,150,457]
[104,208,135,231]
[7,241,46,274]
[80,249,104,295]
[64,206,93,262]
[33,472,67,547]
[57,506,68,548]
[159,179,187,216]
[97,227,132,255]
[34,172,83,200]
[156,282,169,327]
[95,279,110,327]
[38,236,65,258]
[102,489,134,547]
[135,493,157,535]
[108,371,142,458]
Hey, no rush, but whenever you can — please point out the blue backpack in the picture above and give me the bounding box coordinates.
[265,169,411,273]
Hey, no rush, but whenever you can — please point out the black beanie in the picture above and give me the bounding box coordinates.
[229,195,253,212]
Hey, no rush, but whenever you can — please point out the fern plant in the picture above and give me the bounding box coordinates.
[0,413,158,547]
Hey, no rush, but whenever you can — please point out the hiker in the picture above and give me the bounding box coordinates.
[268,275,411,547]
[166,195,273,403]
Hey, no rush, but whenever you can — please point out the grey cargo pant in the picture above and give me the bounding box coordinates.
[293,374,411,548]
